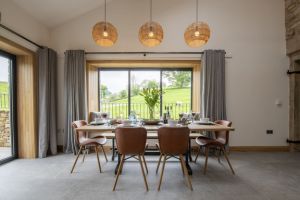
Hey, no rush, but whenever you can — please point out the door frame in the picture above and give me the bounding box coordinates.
[0,49,18,165]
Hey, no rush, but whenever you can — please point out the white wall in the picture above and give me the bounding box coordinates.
[50,0,289,146]
[0,0,50,50]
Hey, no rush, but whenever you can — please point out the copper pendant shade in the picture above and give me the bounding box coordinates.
[139,21,163,47]
[184,22,210,48]
[184,0,211,48]
[92,0,118,47]
[92,22,118,47]
[139,0,164,47]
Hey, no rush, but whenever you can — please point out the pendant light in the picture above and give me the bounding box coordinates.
[184,0,210,48]
[139,0,164,47]
[92,0,118,47]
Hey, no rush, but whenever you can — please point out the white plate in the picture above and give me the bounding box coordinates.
[193,121,215,125]
[90,121,105,125]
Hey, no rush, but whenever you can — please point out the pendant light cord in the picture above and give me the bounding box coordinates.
[104,0,107,22]
[196,0,198,22]
[150,0,153,22]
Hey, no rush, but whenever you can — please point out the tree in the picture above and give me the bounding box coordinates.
[100,84,110,99]
[119,89,128,99]
[163,71,191,88]
[141,80,159,89]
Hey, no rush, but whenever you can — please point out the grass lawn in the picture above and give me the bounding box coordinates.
[0,82,9,110]
[101,87,191,119]
[0,82,8,93]
[111,87,191,103]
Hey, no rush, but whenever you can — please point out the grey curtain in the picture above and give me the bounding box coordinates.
[38,47,58,158]
[201,49,227,122]
[64,50,87,154]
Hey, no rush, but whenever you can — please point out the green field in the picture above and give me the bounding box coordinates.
[0,82,9,110]
[101,87,191,119]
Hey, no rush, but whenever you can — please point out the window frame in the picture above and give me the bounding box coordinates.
[99,67,193,117]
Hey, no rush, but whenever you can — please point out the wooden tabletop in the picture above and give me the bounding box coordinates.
[76,124,235,132]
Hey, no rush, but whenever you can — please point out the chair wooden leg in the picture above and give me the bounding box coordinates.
[204,146,209,175]
[194,146,201,163]
[222,147,235,175]
[82,147,87,163]
[158,154,167,191]
[217,147,221,163]
[179,154,193,191]
[156,154,162,174]
[113,154,125,191]
[138,155,149,191]
[142,155,148,174]
[100,145,108,162]
[95,145,102,173]
[71,145,83,173]
[179,155,185,175]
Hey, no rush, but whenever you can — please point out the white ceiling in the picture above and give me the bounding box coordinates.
[12,0,108,28]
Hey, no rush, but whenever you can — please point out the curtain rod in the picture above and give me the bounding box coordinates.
[85,51,232,58]
[0,23,43,49]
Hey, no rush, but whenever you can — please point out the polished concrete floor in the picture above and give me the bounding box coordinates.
[0,152,299,200]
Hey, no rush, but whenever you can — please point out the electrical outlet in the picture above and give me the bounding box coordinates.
[266,130,273,134]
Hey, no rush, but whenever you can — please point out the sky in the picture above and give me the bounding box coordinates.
[100,70,161,94]
[0,56,9,82]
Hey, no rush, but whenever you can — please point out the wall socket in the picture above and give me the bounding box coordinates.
[266,130,273,134]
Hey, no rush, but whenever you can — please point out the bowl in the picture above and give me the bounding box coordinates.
[200,118,209,123]
[168,119,178,127]
[121,119,131,126]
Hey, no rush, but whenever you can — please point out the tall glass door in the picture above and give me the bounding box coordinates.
[0,50,17,164]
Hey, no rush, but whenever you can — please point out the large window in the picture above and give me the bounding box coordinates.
[99,68,192,119]
[0,50,17,164]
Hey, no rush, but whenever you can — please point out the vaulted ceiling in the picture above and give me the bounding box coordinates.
[12,0,110,28]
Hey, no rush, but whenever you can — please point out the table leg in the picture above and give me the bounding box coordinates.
[112,138,115,161]
[189,138,193,162]
[115,153,121,175]
[185,152,193,175]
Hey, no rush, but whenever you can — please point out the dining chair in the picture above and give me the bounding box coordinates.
[113,127,149,191]
[157,126,193,191]
[194,120,235,175]
[70,120,108,173]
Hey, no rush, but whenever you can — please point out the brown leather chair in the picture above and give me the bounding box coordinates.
[70,120,107,173]
[194,120,235,175]
[157,127,193,191]
[113,127,149,191]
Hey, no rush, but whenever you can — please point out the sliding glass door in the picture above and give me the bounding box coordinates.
[0,50,17,164]
[99,68,192,119]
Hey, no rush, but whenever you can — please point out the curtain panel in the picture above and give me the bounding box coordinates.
[38,47,58,158]
[64,50,87,154]
[200,49,227,122]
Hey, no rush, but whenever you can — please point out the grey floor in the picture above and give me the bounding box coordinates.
[0,152,300,200]
[0,147,11,160]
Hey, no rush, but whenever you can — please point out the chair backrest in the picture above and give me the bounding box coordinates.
[158,127,190,155]
[214,120,232,145]
[89,112,110,122]
[115,127,147,155]
[72,120,88,144]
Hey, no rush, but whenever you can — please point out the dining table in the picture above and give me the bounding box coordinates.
[75,123,235,175]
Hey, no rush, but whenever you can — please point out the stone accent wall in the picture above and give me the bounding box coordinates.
[286,0,300,55]
[286,0,300,151]
[0,110,10,147]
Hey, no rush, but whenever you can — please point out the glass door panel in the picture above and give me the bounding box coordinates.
[99,70,129,118]
[130,70,160,119]
[0,50,16,163]
[162,70,192,119]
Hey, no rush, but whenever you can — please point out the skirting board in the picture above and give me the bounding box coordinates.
[57,145,290,153]
[229,146,289,152]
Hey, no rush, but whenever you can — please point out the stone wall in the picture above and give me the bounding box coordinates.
[286,0,300,55]
[286,0,300,151]
[0,110,10,147]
